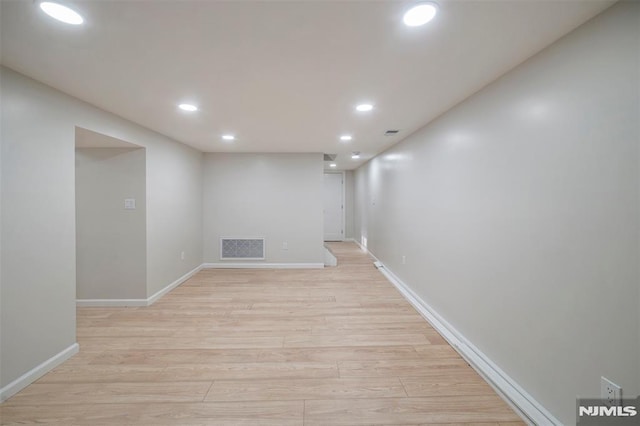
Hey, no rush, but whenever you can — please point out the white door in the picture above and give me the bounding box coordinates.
[323,172,344,241]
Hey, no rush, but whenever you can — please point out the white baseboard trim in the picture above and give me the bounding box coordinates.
[323,246,338,267]
[76,298,147,307]
[77,264,203,307]
[360,246,559,426]
[203,263,324,269]
[0,343,79,402]
[76,262,325,307]
[147,264,203,305]
[353,239,367,251]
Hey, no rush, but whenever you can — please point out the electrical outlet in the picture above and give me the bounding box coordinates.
[402,255,406,265]
[601,377,622,407]
[282,242,288,250]
[180,251,185,260]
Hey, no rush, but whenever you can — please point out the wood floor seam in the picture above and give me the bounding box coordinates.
[1,242,524,425]
[202,381,215,402]
[398,377,410,398]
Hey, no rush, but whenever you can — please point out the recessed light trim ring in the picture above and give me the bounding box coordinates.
[178,103,198,112]
[356,104,374,112]
[40,1,84,25]
[403,2,438,27]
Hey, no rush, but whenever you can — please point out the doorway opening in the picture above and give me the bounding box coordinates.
[75,127,147,303]
[323,171,345,241]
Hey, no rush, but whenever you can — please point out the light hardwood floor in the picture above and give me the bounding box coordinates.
[0,242,524,425]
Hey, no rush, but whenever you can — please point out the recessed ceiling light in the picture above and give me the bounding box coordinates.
[340,135,353,141]
[329,163,337,168]
[178,103,198,112]
[351,152,361,160]
[403,3,438,27]
[356,104,374,112]
[222,135,235,141]
[40,2,84,25]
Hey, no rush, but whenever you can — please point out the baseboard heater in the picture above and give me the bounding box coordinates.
[220,237,265,260]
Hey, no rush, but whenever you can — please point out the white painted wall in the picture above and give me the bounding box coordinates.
[76,147,146,300]
[354,3,639,424]
[203,153,324,265]
[1,68,77,390]
[145,135,203,297]
[0,67,203,391]
[344,170,355,240]
[323,172,344,241]
[0,1,4,381]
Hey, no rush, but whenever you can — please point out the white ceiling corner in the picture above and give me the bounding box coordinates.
[0,0,615,169]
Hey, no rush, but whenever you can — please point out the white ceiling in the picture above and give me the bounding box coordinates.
[1,0,614,170]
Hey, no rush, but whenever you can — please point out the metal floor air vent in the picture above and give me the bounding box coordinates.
[221,238,265,260]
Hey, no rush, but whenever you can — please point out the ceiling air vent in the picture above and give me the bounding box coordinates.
[324,153,337,161]
[385,130,400,136]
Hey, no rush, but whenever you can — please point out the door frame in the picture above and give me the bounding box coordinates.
[323,171,346,241]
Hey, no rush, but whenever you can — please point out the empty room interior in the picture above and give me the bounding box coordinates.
[0,1,639,425]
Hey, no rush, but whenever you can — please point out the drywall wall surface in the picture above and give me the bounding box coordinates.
[344,170,355,240]
[203,153,324,264]
[76,147,147,300]
[0,67,203,388]
[354,3,639,424]
[1,68,77,387]
[144,136,203,297]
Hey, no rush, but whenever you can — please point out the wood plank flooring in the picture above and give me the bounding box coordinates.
[0,242,523,425]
